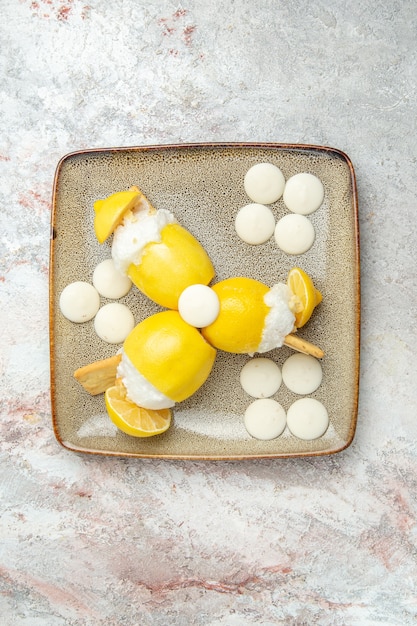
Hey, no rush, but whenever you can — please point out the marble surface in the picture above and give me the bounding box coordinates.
[1,1,416,624]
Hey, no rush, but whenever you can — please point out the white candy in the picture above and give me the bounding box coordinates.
[282,353,323,395]
[240,358,282,398]
[274,214,315,255]
[94,303,135,344]
[283,172,324,215]
[93,259,132,299]
[286,398,329,440]
[59,281,100,323]
[235,203,276,244]
[244,398,287,440]
[178,284,220,328]
[244,163,285,204]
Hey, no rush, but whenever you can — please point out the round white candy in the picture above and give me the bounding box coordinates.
[235,203,276,244]
[93,259,132,299]
[286,398,329,440]
[178,284,220,328]
[283,173,324,215]
[244,398,287,440]
[282,353,323,395]
[244,163,285,204]
[240,358,282,398]
[274,214,315,255]
[94,303,135,344]
[59,281,100,323]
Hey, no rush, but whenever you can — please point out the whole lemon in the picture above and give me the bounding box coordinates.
[123,310,216,403]
[201,277,270,354]
[127,223,215,310]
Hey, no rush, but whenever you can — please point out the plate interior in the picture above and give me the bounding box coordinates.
[50,143,360,459]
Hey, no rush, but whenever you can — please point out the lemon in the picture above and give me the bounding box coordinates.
[127,223,215,310]
[123,310,216,403]
[94,190,141,244]
[287,267,322,328]
[201,277,270,354]
[105,384,171,437]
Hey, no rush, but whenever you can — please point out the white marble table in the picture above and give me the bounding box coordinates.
[1,1,416,624]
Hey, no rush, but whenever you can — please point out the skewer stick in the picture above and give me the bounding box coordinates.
[284,334,324,359]
[74,335,324,398]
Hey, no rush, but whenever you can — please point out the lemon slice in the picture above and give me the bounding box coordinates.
[94,190,141,244]
[287,267,322,328]
[105,384,172,437]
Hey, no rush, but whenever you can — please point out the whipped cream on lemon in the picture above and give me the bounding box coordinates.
[258,283,295,353]
[112,205,176,275]
[117,352,175,410]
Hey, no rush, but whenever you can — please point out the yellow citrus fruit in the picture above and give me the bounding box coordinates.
[94,190,140,244]
[105,384,171,437]
[123,310,216,403]
[287,267,322,328]
[127,223,215,309]
[201,277,270,354]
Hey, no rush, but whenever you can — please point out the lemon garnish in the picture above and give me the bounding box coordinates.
[93,190,141,244]
[287,267,322,328]
[105,384,171,437]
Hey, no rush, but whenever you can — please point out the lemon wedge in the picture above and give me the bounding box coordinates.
[105,384,172,437]
[94,190,141,244]
[287,267,322,328]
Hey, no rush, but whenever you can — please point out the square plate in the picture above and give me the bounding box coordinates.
[49,143,360,459]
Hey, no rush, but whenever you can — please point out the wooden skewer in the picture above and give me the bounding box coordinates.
[74,335,323,398]
[284,334,324,359]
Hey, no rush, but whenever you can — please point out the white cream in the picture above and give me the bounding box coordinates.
[111,207,176,275]
[257,283,295,353]
[117,352,175,410]
[244,163,285,204]
[274,214,315,255]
